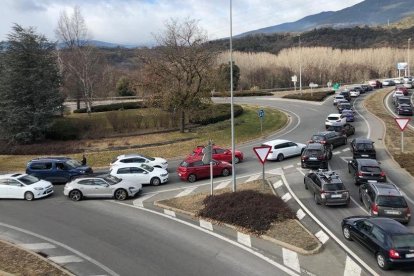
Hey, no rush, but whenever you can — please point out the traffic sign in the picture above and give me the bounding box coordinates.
[395,118,410,131]
[253,146,271,165]
[258,109,265,118]
[333,83,340,90]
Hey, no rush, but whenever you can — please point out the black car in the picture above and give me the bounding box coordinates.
[360,84,372,93]
[342,216,414,270]
[337,102,353,113]
[348,158,386,185]
[350,138,376,159]
[394,96,412,107]
[301,143,332,169]
[308,131,347,150]
[326,123,355,137]
[395,103,413,116]
[339,90,351,101]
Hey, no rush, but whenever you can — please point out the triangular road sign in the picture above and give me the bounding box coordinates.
[253,146,271,164]
[395,118,411,131]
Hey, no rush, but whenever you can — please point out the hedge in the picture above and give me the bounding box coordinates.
[212,91,274,97]
[74,101,145,113]
[190,103,243,125]
[282,90,335,101]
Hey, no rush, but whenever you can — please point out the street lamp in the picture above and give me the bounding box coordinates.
[408,38,411,77]
[298,34,302,94]
[229,0,236,192]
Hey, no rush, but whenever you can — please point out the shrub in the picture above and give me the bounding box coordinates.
[190,103,243,125]
[198,190,295,234]
[74,101,145,113]
[283,90,335,101]
[46,118,82,140]
[211,91,274,97]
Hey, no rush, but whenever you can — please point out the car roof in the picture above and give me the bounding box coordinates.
[355,158,379,166]
[353,138,373,143]
[368,218,411,234]
[110,163,147,169]
[0,173,28,179]
[313,170,343,184]
[30,156,71,162]
[370,182,401,197]
[263,139,291,145]
[314,131,335,136]
[306,143,324,149]
[117,153,144,158]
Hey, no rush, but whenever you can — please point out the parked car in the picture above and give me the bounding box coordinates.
[308,131,347,149]
[350,138,376,159]
[26,157,93,183]
[110,154,168,170]
[359,182,411,224]
[333,95,345,105]
[342,216,414,270]
[348,158,386,185]
[382,79,395,86]
[301,143,331,169]
[110,163,168,186]
[326,123,355,137]
[369,80,383,89]
[395,103,413,116]
[190,145,243,164]
[325,113,347,129]
[341,110,355,122]
[176,157,232,183]
[262,139,306,161]
[63,174,142,201]
[0,173,53,201]
[304,169,349,206]
[337,102,353,113]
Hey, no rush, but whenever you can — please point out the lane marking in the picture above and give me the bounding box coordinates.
[352,96,371,138]
[296,162,301,166]
[237,232,251,247]
[164,209,176,217]
[344,255,362,276]
[273,180,283,189]
[342,148,350,152]
[268,168,283,175]
[283,165,294,170]
[133,193,156,207]
[19,243,56,250]
[282,248,301,273]
[175,187,197,198]
[296,209,306,220]
[199,220,213,231]
[314,230,329,244]
[214,180,231,190]
[49,255,83,264]
[246,174,260,182]
[282,193,292,202]
[333,151,341,155]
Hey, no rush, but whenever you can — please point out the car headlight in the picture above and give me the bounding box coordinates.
[34,187,44,190]
[161,173,168,177]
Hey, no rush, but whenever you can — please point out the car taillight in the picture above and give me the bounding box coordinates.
[320,140,326,144]
[389,249,400,259]
[357,171,363,177]
[371,203,378,215]
[380,171,386,177]
[407,208,411,217]
[318,155,325,160]
[320,190,326,199]
[302,156,308,161]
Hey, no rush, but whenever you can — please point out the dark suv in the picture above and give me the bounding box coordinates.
[309,131,347,150]
[340,90,351,101]
[26,157,93,183]
[301,143,332,169]
[359,182,411,224]
[350,138,376,159]
[326,123,355,137]
[348,158,386,185]
[304,169,350,206]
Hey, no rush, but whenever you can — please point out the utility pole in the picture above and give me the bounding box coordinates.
[230,0,236,192]
[408,38,411,76]
[299,34,302,95]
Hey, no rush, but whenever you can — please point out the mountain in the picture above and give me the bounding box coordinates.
[238,0,414,37]
[57,40,139,49]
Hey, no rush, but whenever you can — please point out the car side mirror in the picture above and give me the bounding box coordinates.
[103,184,109,187]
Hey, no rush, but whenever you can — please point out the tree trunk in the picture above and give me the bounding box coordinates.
[180,110,185,133]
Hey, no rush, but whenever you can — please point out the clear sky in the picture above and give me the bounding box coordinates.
[0,0,364,45]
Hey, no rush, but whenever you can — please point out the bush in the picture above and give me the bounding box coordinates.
[283,90,335,101]
[74,101,145,113]
[198,190,295,234]
[190,103,243,125]
[212,91,274,97]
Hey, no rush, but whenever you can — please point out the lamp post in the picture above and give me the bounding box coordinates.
[408,38,411,77]
[299,34,302,94]
[230,0,236,192]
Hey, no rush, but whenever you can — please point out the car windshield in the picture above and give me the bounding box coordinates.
[392,234,414,248]
[180,161,189,167]
[311,135,324,141]
[65,159,82,168]
[324,183,345,191]
[342,110,352,115]
[140,155,155,161]
[17,175,40,185]
[328,126,343,132]
[141,164,154,172]
[103,175,122,185]
[376,195,407,208]
[356,143,373,150]
[305,149,321,155]
[399,99,411,104]
[361,166,380,173]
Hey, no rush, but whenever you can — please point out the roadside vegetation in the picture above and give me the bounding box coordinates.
[282,90,334,101]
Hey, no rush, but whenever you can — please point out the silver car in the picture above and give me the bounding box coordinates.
[63,175,142,201]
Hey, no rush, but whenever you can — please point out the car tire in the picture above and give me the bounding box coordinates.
[376,252,391,270]
[24,192,34,201]
[222,168,230,177]
[69,190,82,201]
[304,181,308,190]
[114,189,127,201]
[314,193,320,205]
[359,193,363,203]
[343,138,348,145]
[150,177,161,186]
[342,225,353,241]
[277,154,284,162]
[234,157,240,164]
[188,174,197,183]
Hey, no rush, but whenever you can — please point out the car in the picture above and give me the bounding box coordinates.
[342,216,414,270]
[341,109,355,122]
[394,78,404,84]
[333,95,345,105]
[326,123,355,137]
[349,90,360,97]
[335,99,349,107]
[110,163,168,186]
[395,85,408,96]
[26,157,93,183]
[325,113,347,128]
[369,80,383,89]
[110,154,168,170]
[348,158,386,185]
[190,145,243,164]
[395,103,413,116]
[0,173,53,201]
[262,139,306,161]
[304,169,350,206]
[63,174,142,201]
[394,96,412,107]
[339,90,351,101]
[382,79,395,86]
[392,90,405,105]
[359,182,411,224]
[350,138,376,159]
[337,102,353,113]
[403,80,413,89]
[308,131,347,149]
[301,143,332,169]
[360,84,373,92]
[176,157,232,182]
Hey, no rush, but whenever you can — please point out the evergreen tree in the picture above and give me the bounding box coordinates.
[217,62,240,91]
[0,24,64,144]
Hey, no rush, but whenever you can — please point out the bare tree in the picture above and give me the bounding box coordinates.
[140,18,217,132]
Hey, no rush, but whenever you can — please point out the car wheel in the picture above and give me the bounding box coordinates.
[359,192,363,203]
[277,154,284,162]
[329,144,333,151]
[24,192,34,201]
[342,225,353,241]
[188,174,197,183]
[348,166,351,173]
[69,190,82,201]
[150,177,161,186]
[114,189,128,200]
[343,138,348,145]
[314,193,320,205]
[234,157,240,164]
[222,168,230,177]
[304,181,308,190]
[376,252,391,270]
[328,151,333,160]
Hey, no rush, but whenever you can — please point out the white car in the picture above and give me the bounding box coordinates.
[110,163,168,186]
[325,113,347,128]
[403,81,413,89]
[333,95,345,105]
[262,139,306,161]
[349,90,360,97]
[110,154,168,170]
[63,175,142,201]
[0,174,53,200]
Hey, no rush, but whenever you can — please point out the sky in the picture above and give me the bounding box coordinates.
[0,0,364,46]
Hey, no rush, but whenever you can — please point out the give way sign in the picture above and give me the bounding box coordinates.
[253,146,271,164]
[395,118,411,131]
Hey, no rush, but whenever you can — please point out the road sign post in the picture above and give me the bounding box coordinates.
[394,118,411,153]
[203,140,214,195]
[258,109,265,135]
[253,146,271,186]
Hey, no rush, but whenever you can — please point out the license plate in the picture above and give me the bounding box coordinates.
[385,210,401,215]
[309,157,317,160]
[406,253,414,258]
[331,194,342,198]
[361,155,369,157]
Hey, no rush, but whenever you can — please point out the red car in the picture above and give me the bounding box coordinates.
[177,157,232,182]
[395,85,409,96]
[190,145,244,164]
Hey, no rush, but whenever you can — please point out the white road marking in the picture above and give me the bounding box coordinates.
[175,187,197,198]
[283,165,294,170]
[199,220,213,231]
[273,180,283,189]
[344,255,362,276]
[48,255,83,264]
[282,248,301,273]
[164,209,176,217]
[314,230,330,244]
[333,151,341,155]
[237,232,251,247]
[214,180,231,190]
[342,148,350,152]
[246,174,260,182]
[352,97,371,138]
[282,193,292,202]
[19,243,56,250]
[133,193,156,207]
[268,168,283,175]
[296,162,301,166]
[296,209,306,220]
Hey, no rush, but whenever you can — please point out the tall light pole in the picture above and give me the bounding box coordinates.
[408,38,411,77]
[230,0,236,192]
[299,34,302,94]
